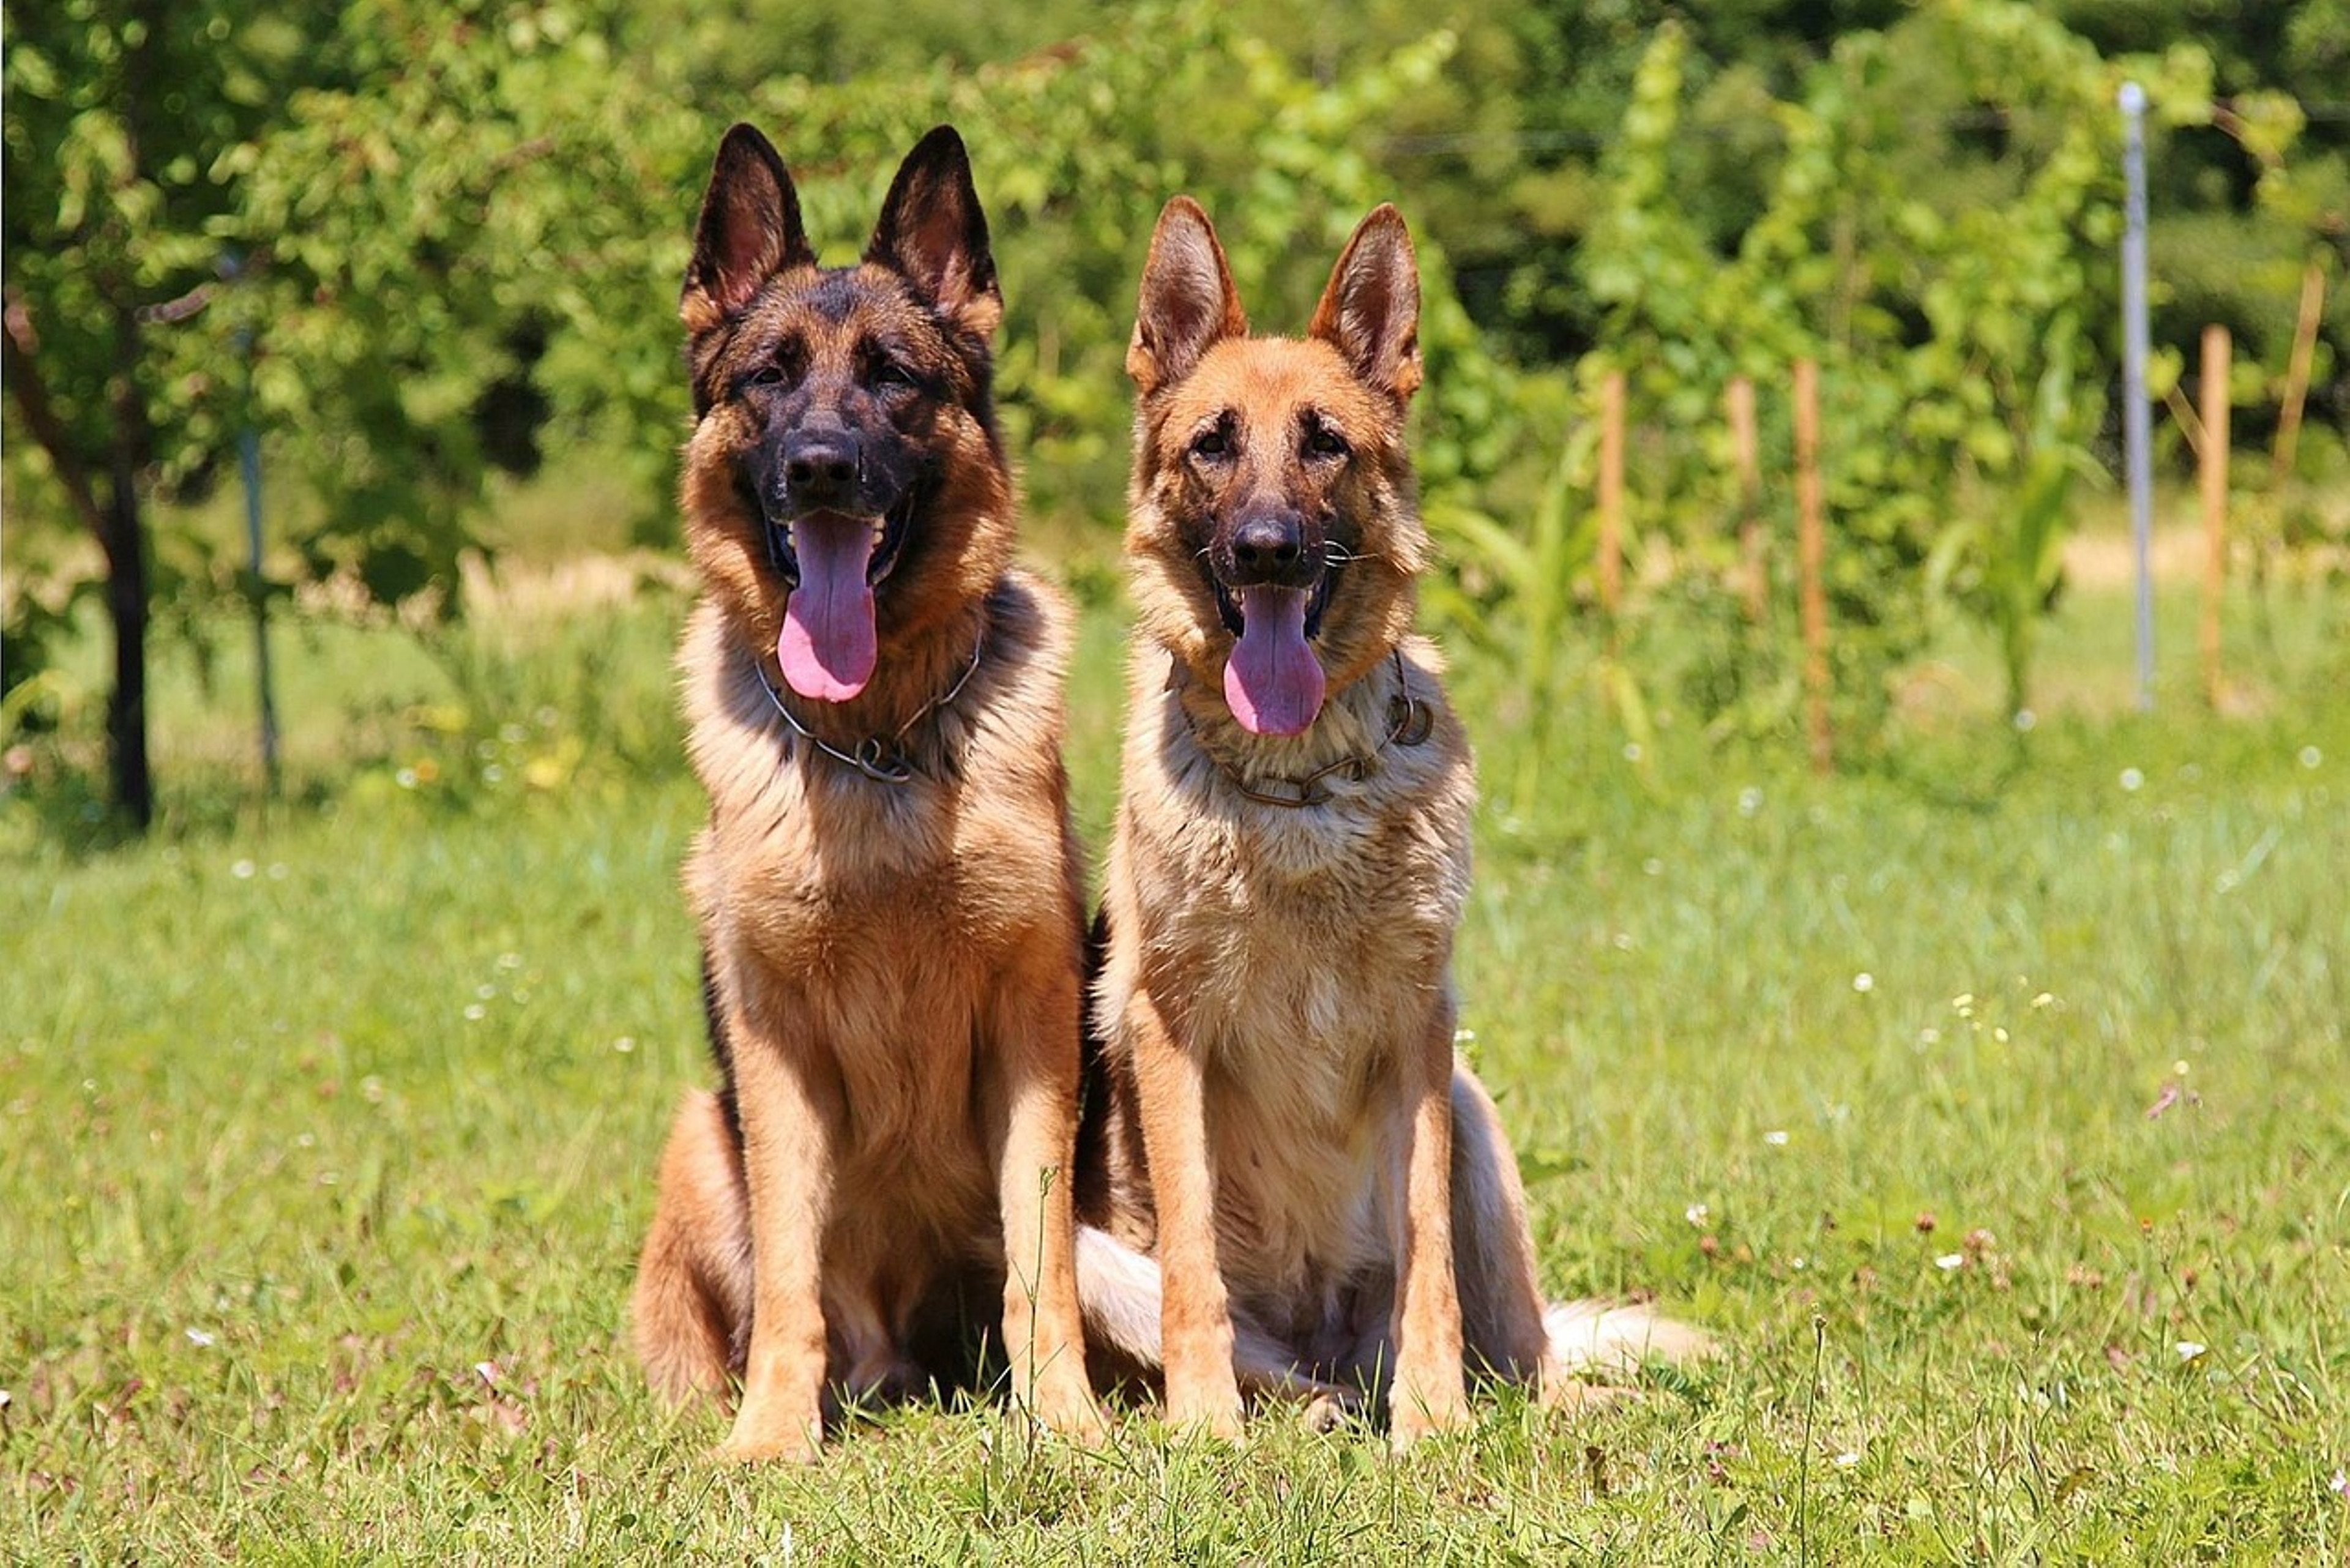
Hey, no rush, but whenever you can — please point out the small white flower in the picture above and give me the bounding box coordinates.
[614,1036,636,1053]
[474,1361,499,1386]
[1936,1253,1966,1271]
[2031,992,2055,1010]
[463,1004,486,1021]
[2300,747,2322,770]
[1643,857,1663,876]
[1685,1203,1709,1226]
[1851,973,1874,993]
[1993,1026,2010,1043]
[1622,742,1643,763]
[2012,708,2036,731]
[1920,1027,1942,1045]
[1612,932,1633,950]
[1763,1129,1790,1147]
[1452,1028,1476,1044]
[231,860,256,879]
[1736,786,1762,816]
[395,768,419,790]
[2173,1059,2190,1077]
[1833,1450,1861,1468]
[2331,1468,2347,1499]
[1790,1255,1808,1271]
[476,983,497,1001]
[266,862,288,880]
[2174,1340,2206,1362]
[2119,767,2145,792]
[185,1328,215,1348]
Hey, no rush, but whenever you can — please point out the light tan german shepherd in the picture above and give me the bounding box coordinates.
[1075,198,1704,1449]
[630,123,1103,1462]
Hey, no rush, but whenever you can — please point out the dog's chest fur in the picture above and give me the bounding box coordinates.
[680,581,1077,1226]
[1103,651,1474,1304]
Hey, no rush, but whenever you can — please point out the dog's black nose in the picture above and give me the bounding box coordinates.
[783,435,857,509]
[1229,512,1305,582]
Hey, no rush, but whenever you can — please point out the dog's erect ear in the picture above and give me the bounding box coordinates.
[1309,204,1421,403]
[865,125,1001,340]
[682,124,815,333]
[1127,197,1247,397]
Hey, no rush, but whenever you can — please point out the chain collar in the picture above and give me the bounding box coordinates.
[752,621,986,785]
[1186,647,1434,809]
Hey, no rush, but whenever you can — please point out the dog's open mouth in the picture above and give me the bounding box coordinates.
[767,492,913,591]
[770,497,915,704]
[1212,569,1334,737]
[1210,567,1332,642]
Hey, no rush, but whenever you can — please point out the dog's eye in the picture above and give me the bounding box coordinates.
[871,359,916,390]
[1306,427,1350,460]
[747,364,786,388]
[1190,429,1229,460]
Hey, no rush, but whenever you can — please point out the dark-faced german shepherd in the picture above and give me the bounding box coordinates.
[630,123,1104,1462]
[1075,199,1705,1449]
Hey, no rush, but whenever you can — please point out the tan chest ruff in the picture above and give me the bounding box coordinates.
[681,588,1075,1231]
[1106,654,1474,1301]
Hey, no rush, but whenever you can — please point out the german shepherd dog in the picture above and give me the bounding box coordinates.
[1076,199,1703,1449]
[630,124,1104,1462]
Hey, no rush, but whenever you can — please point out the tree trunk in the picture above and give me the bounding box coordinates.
[103,297,154,831]
[102,0,159,832]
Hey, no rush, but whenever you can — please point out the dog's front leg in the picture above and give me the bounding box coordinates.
[1382,984,1471,1451]
[985,950,1108,1441]
[1126,990,1245,1438]
[716,988,842,1465]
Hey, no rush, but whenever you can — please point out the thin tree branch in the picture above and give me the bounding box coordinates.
[2,289,110,544]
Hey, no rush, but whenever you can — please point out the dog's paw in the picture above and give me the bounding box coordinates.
[1029,1378,1111,1445]
[1299,1386,1362,1435]
[1165,1389,1247,1442]
[1385,1381,1470,1454]
[713,1407,824,1466]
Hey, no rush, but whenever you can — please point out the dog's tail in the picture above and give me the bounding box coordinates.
[1073,1225,1164,1368]
[1543,1297,1712,1375]
[1075,1225,1332,1397]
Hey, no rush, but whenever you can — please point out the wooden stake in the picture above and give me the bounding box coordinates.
[1598,369,1625,644]
[1728,376,1764,620]
[1793,358,1830,773]
[2199,324,2230,709]
[2272,260,2326,486]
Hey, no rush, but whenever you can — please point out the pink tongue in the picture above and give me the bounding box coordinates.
[778,513,878,702]
[1223,586,1326,736]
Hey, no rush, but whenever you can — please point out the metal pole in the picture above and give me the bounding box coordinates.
[237,325,280,793]
[2119,81,2155,712]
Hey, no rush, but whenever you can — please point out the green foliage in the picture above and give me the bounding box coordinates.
[228,0,705,586]
[7,0,2347,804]
[1567,4,2228,734]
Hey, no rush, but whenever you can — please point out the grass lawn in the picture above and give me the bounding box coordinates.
[4,560,2346,1561]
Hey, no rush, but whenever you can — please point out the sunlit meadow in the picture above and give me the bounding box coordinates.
[4,551,2346,1561]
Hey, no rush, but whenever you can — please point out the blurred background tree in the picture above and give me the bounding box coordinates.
[5,0,2344,828]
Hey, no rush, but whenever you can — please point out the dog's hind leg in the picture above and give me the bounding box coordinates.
[1449,1066,1711,1400]
[633,1088,753,1405]
[1447,1064,1558,1389]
